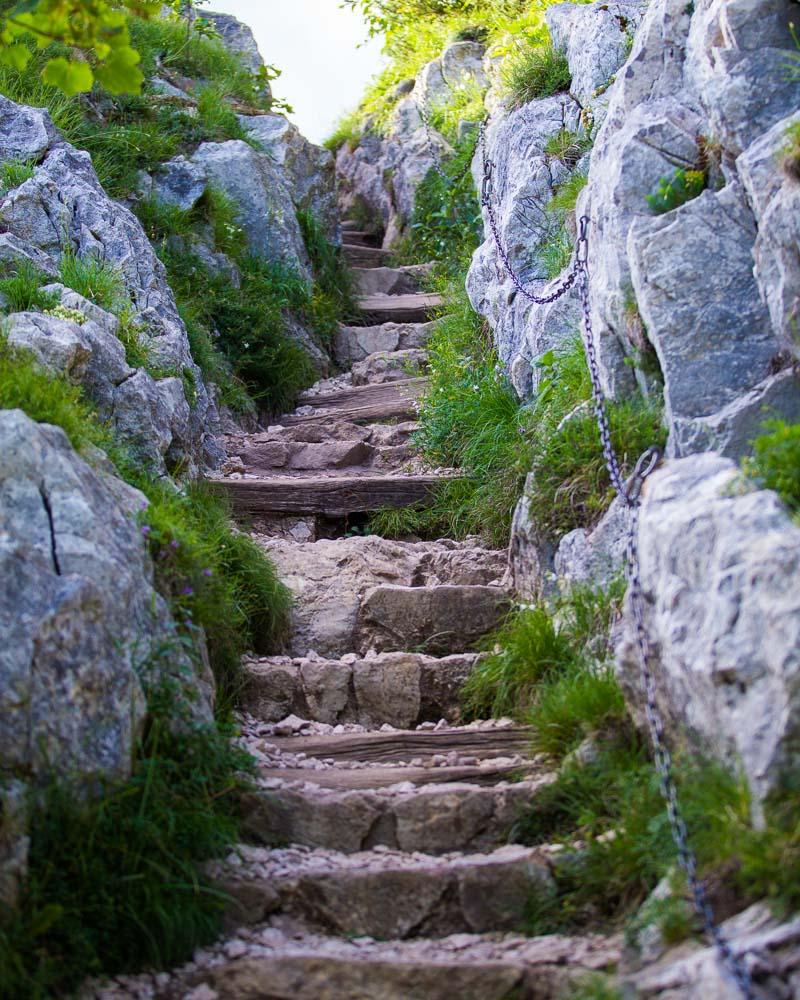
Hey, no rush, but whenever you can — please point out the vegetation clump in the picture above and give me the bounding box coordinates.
[744,419,800,515]
[501,41,571,107]
[646,168,706,214]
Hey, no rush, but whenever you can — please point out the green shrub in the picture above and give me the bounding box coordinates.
[298,208,361,333]
[195,84,249,143]
[527,338,666,536]
[0,674,253,997]
[646,168,706,214]
[135,196,195,243]
[427,80,486,146]
[0,158,35,193]
[744,420,800,514]
[57,253,129,313]
[502,42,571,107]
[537,224,574,279]
[782,121,800,181]
[0,261,57,313]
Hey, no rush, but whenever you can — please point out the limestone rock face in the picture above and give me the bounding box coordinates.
[0,97,223,470]
[191,140,311,278]
[203,10,269,79]
[335,43,487,245]
[615,454,800,805]
[241,114,339,244]
[0,410,214,786]
[150,154,208,211]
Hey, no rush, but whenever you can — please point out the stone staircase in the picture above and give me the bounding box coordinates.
[133,234,625,998]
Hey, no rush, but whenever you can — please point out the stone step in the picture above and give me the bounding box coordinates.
[342,243,392,268]
[343,230,381,247]
[230,437,415,475]
[334,319,438,366]
[139,925,622,1000]
[212,472,453,517]
[242,766,550,855]
[240,651,480,727]
[356,583,511,656]
[340,219,362,231]
[353,263,433,298]
[259,536,507,658]
[216,843,554,939]
[359,293,443,324]
[351,348,427,386]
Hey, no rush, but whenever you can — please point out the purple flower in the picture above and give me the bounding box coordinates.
[140,524,151,537]
[181,586,194,597]
[202,568,213,577]
[170,539,180,550]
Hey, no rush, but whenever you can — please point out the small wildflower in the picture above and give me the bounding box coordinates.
[202,568,213,577]
[170,539,180,550]
[181,586,194,597]
[140,524,151,537]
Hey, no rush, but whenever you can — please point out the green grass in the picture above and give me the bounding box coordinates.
[502,42,571,107]
[298,208,361,335]
[0,674,254,997]
[427,80,486,146]
[462,579,625,724]
[324,109,362,153]
[544,129,591,168]
[550,171,588,216]
[0,158,35,194]
[0,261,57,314]
[57,253,129,313]
[527,337,666,537]
[744,420,800,515]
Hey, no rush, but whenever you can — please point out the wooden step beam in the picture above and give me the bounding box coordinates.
[296,376,426,409]
[342,244,392,268]
[359,293,443,324]
[209,473,453,516]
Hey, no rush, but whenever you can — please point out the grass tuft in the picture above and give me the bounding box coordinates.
[744,419,800,515]
[502,42,571,107]
[0,158,36,194]
[0,261,58,314]
[57,253,129,313]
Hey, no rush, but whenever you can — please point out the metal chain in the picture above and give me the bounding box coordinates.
[479,122,581,305]
[575,221,754,999]
[416,98,486,186]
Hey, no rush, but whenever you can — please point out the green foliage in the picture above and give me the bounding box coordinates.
[161,247,314,415]
[567,977,623,1000]
[395,139,483,264]
[501,42,571,107]
[0,330,114,453]
[427,79,486,145]
[527,337,666,537]
[58,253,128,313]
[515,738,752,932]
[195,83,249,142]
[462,578,625,725]
[0,260,57,313]
[781,121,800,182]
[298,208,361,333]
[646,168,706,214]
[744,420,800,514]
[537,224,574,279]
[0,674,253,996]
[42,303,86,324]
[138,480,291,699]
[0,157,35,193]
[0,0,161,96]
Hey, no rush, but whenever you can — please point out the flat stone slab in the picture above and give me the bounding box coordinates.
[334,320,438,366]
[111,925,621,1000]
[257,536,507,658]
[240,651,480,727]
[356,583,512,656]
[214,843,555,939]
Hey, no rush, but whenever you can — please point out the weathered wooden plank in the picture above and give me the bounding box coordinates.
[341,230,380,247]
[342,244,392,269]
[209,473,451,516]
[265,727,533,764]
[296,376,426,410]
[359,293,443,323]
[280,397,418,426]
[254,761,535,790]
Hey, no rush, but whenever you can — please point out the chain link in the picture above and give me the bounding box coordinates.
[479,122,581,305]
[575,225,754,999]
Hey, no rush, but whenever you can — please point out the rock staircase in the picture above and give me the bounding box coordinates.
[137,235,624,998]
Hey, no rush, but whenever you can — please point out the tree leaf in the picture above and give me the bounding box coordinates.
[0,41,31,70]
[41,55,94,95]
[93,44,143,95]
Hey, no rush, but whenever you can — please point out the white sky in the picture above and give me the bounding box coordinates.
[204,0,385,144]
